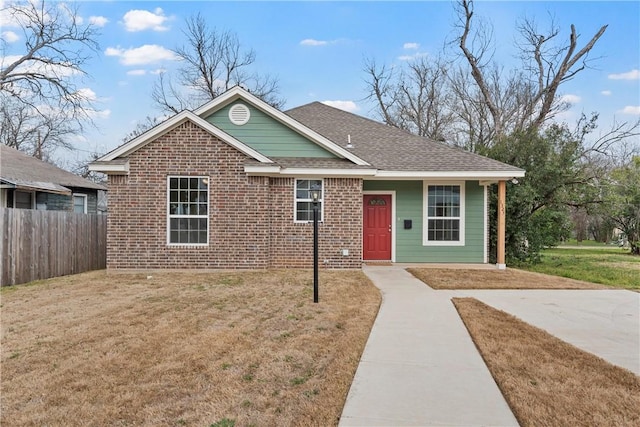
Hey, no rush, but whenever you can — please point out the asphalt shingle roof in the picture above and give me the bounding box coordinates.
[0,144,106,192]
[285,102,523,173]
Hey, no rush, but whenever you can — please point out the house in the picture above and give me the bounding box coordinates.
[0,144,107,214]
[89,86,524,270]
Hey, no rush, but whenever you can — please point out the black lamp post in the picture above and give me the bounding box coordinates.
[311,189,320,303]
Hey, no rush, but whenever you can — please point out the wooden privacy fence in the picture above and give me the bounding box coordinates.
[0,208,107,286]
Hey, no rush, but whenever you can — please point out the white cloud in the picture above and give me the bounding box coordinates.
[321,100,359,113]
[300,38,328,46]
[620,106,640,115]
[150,68,165,75]
[89,16,109,27]
[608,69,640,80]
[0,2,42,28]
[601,90,612,96]
[403,42,419,50]
[559,94,581,104]
[0,54,79,78]
[398,52,428,61]
[127,69,146,76]
[2,30,19,43]
[105,45,177,65]
[91,108,111,119]
[76,87,98,101]
[1,54,22,67]
[123,8,170,32]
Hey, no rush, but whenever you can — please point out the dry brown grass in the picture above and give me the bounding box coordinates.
[407,267,608,289]
[453,297,640,427]
[0,269,381,427]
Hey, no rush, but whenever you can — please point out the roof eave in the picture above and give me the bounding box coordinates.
[369,170,526,180]
[244,165,377,178]
[88,161,130,175]
[0,178,72,195]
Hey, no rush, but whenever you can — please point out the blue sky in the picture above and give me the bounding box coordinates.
[2,1,639,165]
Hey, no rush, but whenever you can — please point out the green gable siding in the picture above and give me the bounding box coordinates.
[363,180,485,263]
[205,103,337,158]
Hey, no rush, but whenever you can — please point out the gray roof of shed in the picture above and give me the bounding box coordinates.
[285,102,523,173]
[0,144,106,192]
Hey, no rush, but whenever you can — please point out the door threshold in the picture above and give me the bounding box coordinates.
[363,261,394,266]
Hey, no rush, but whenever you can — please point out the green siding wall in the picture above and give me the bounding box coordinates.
[363,180,486,263]
[206,103,337,158]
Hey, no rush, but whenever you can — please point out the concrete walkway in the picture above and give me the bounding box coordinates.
[339,265,640,427]
[339,266,519,426]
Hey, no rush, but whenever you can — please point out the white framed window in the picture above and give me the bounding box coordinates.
[167,176,209,245]
[423,182,465,246]
[294,179,323,222]
[73,193,87,213]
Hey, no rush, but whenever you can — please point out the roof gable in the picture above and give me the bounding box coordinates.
[205,102,338,158]
[93,110,273,165]
[194,87,370,166]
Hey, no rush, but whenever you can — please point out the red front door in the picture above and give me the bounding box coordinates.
[363,195,392,260]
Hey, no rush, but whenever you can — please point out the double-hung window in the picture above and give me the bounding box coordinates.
[73,194,87,213]
[424,183,465,245]
[167,176,209,245]
[295,179,323,222]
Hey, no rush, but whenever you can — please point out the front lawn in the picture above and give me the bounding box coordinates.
[407,267,607,290]
[518,248,640,290]
[0,270,381,426]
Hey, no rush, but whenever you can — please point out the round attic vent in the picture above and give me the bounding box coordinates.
[229,103,250,125]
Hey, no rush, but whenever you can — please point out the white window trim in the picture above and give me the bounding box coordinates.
[72,193,88,213]
[294,178,324,223]
[166,176,210,246]
[423,181,466,246]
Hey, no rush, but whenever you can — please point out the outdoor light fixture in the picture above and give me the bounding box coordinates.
[311,185,321,303]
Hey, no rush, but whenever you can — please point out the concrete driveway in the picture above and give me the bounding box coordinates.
[339,265,639,427]
[452,289,640,375]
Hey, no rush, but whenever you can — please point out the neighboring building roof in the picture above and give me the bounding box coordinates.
[0,144,106,194]
[285,102,524,176]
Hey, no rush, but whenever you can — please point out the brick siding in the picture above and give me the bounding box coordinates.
[106,121,363,270]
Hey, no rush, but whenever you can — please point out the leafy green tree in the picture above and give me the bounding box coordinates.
[606,157,640,255]
[486,125,594,262]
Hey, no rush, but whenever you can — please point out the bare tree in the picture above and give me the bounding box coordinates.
[0,0,100,158]
[121,116,165,142]
[364,56,455,141]
[152,13,283,114]
[0,94,75,160]
[362,58,399,127]
[455,0,607,140]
